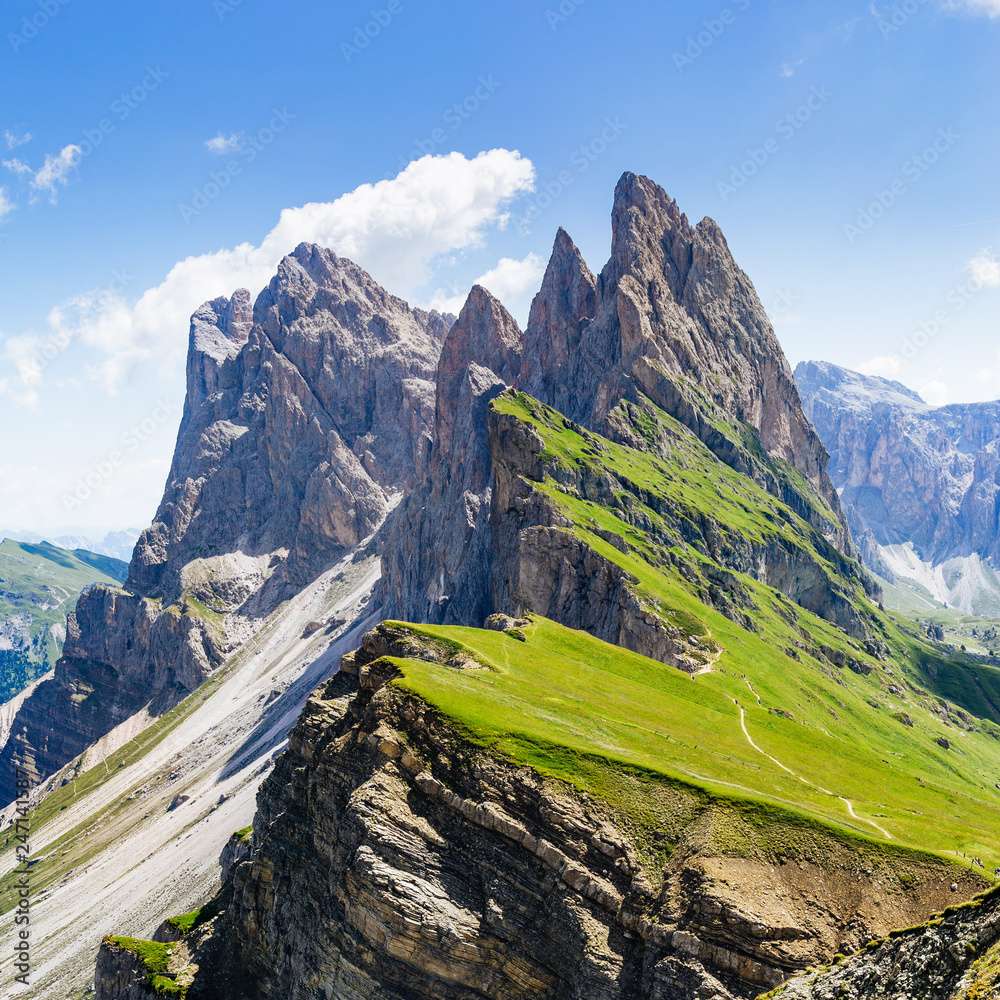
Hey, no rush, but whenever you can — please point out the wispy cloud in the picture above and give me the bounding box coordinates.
[2,149,535,402]
[941,0,1000,16]
[0,188,13,219]
[30,144,82,201]
[779,58,806,78]
[968,251,1000,288]
[205,133,242,155]
[2,130,32,150]
[3,158,33,177]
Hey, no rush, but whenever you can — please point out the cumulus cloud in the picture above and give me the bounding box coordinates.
[431,252,546,321]
[31,144,82,200]
[3,130,32,150]
[2,149,535,399]
[968,251,1000,288]
[0,188,12,218]
[858,354,902,378]
[205,133,242,155]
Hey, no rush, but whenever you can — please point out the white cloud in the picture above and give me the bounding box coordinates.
[2,149,535,399]
[431,252,546,321]
[3,158,32,176]
[941,0,1000,16]
[916,379,950,406]
[31,144,82,201]
[0,188,12,218]
[968,252,1000,288]
[3,130,32,150]
[779,59,806,78]
[857,354,902,378]
[205,133,242,155]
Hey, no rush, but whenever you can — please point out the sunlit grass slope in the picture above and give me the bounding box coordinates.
[385,390,1000,871]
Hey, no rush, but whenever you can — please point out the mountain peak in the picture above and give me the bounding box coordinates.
[521,227,597,412]
[795,360,927,412]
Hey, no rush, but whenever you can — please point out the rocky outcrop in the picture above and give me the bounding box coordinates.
[569,174,849,549]
[772,885,1000,999]
[132,243,449,605]
[382,174,866,640]
[796,360,1000,613]
[379,286,521,626]
[519,226,597,415]
[99,623,975,1000]
[0,245,449,806]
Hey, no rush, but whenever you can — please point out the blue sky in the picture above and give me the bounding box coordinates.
[1,0,998,536]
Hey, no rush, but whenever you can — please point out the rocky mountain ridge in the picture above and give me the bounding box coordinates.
[0,244,450,806]
[796,360,1000,614]
[381,173,873,649]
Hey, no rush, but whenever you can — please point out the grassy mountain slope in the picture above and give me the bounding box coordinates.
[0,538,127,701]
[394,391,1000,870]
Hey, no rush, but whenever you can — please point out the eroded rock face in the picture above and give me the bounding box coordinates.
[382,174,864,639]
[569,174,848,549]
[379,285,521,625]
[0,245,449,806]
[105,624,974,1000]
[773,884,1000,999]
[796,360,1000,611]
[132,243,449,604]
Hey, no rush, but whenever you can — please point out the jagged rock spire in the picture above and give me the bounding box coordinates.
[521,228,597,415]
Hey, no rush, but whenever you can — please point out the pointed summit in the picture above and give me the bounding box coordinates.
[435,284,522,459]
[521,228,597,413]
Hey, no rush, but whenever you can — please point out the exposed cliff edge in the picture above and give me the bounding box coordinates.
[768,883,1000,999]
[0,244,449,806]
[94,621,983,1000]
[796,360,1000,615]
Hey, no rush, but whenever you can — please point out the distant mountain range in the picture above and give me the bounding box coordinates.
[0,538,127,702]
[0,528,140,563]
[796,360,1000,616]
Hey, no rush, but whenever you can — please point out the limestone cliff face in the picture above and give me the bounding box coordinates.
[560,173,848,549]
[382,173,868,642]
[132,243,449,605]
[93,624,973,1000]
[379,286,521,626]
[796,361,1000,612]
[0,245,448,805]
